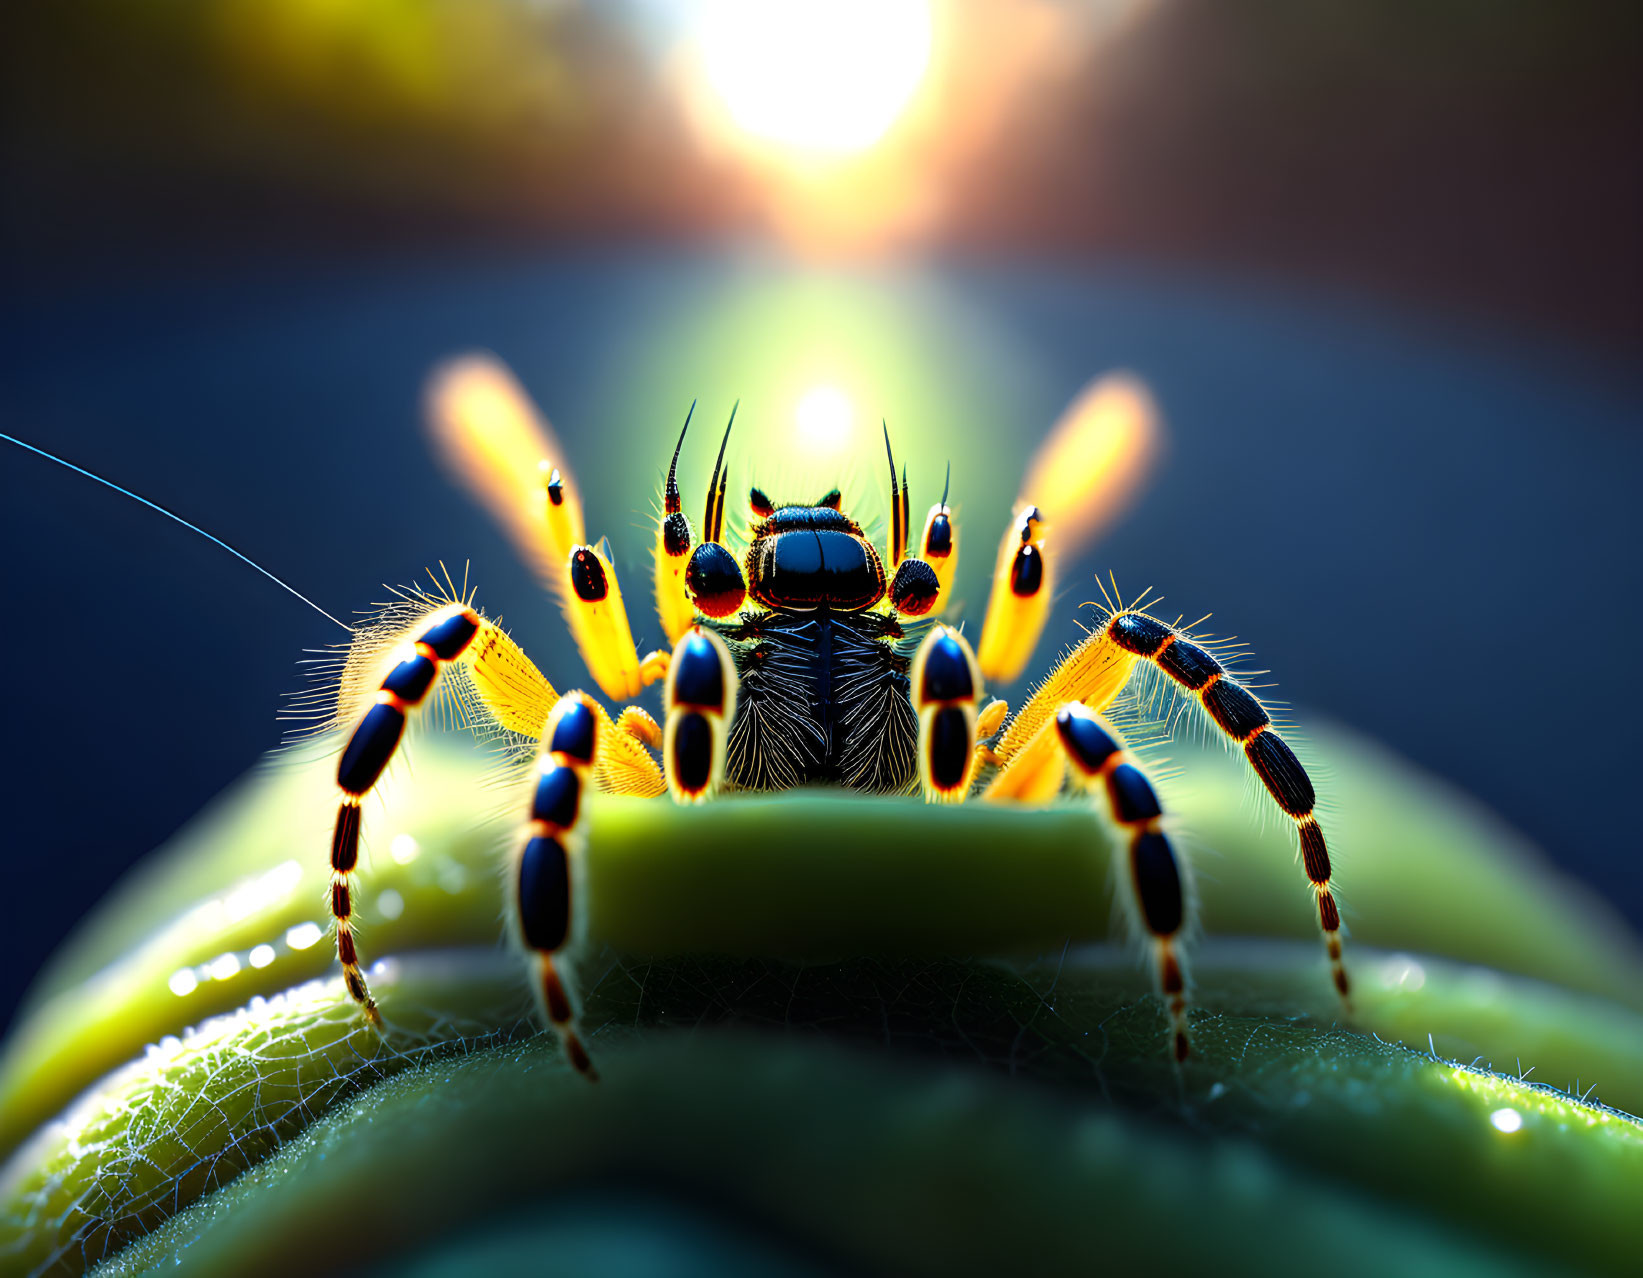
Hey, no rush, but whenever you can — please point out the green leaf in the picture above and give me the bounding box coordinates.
[1,725,1639,1277]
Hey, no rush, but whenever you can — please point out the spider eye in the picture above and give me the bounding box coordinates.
[749,486,775,517]
[816,488,842,510]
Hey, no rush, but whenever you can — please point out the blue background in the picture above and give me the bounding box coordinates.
[2,248,1638,1030]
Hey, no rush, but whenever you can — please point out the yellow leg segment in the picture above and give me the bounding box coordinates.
[424,356,585,589]
[451,607,666,798]
[916,463,958,609]
[972,697,1008,770]
[461,624,663,796]
[991,624,1137,773]
[972,373,1161,686]
[654,403,699,644]
[566,540,669,702]
[981,715,1065,804]
[976,504,1054,685]
[424,354,666,702]
[616,705,662,750]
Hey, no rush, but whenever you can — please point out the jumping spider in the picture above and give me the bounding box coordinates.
[321,356,1349,1079]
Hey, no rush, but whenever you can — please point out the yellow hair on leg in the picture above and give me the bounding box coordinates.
[981,716,1065,803]
[600,705,667,796]
[461,623,560,739]
[975,504,1052,685]
[653,524,696,644]
[993,626,1137,767]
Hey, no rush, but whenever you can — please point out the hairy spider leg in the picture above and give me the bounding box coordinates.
[326,591,668,1026]
[1105,610,1351,1002]
[682,407,749,621]
[881,423,941,619]
[989,613,1134,769]
[971,375,1162,686]
[975,502,1052,685]
[564,538,669,702]
[973,696,1009,764]
[425,356,584,589]
[452,608,665,797]
[1054,703,1194,1062]
[992,606,1351,1006]
[330,602,484,1026]
[980,696,1070,804]
[424,354,665,702]
[615,705,663,750]
[911,625,984,802]
[652,401,699,645]
[516,692,602,1080]
[663,626,739,802]
[917,462,958,608]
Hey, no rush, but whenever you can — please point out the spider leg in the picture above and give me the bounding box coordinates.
[979,698,1069,803]
[970,696,1010,783]
[977,699,1193,1057]
[462,612,664,797]
[615,705,662,750]
[424,356,665,702]
[915,461,958,604]
[973,374,1162,684]
[327,592,666,1028]
[1054,703,1193,1062]
[329,600,485,1027]
[995,605,1351,1006]
[564,538,668,703]
[974,697,1008,748]
[652,402,699,645]
[515,692,602,1080]
[911,625,984,802]
[663,625,739,802]
[975,503,1052,684]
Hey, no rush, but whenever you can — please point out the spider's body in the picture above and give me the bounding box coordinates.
[316,358,1352,1080]
[746,501,886,612]
[691,482,941,792]
[713,601,921,794]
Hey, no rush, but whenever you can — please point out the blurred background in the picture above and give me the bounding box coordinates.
[0,0,1638,1033]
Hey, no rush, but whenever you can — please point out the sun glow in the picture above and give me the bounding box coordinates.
[794,384,857,452]
[697,0,933,156]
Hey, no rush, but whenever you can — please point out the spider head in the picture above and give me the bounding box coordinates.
[743,488,887,612]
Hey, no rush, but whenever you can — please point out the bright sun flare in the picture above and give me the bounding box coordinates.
[698,0,933,156]
[794,385,856,452]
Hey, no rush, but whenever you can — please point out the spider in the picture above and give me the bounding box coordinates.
[317,355,1351,1080]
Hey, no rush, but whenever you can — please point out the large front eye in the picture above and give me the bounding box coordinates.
[749,486,775,517]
